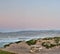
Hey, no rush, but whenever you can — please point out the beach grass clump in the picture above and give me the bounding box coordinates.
[42,42,56,49]
[0,50,15,54]
[41,37,60,49]
[42,42,50,49]
[26,39,37,45]
[15,41,22,44]
[54,37,60,44]
[42,37,53,40]
[4,43,13,48]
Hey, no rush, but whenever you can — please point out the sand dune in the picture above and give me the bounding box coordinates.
[1,38,60,54]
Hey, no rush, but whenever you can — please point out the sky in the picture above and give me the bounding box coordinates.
[0,0,60,32]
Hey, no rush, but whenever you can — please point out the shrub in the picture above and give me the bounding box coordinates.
[42,42,56,49]
[26,39,36,45]
[42,42,50,49]
[0,50,15,54]
[4,43,13,48]
[15,41,22,44]
[42,37,53,40]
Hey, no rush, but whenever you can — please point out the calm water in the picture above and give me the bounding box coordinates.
[0,30,60,47]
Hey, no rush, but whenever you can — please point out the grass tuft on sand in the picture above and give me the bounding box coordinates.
[0,50,15,54]
[26,39,37,45]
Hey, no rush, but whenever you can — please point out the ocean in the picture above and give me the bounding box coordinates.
[0,30,60,47]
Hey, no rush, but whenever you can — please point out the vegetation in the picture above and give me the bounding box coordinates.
[4,41,22,48]
[54,37,60,45]
[42,37,53,40]
[0,50,15,54]
[4,43,13,48]
[15,41,22,44]
[42,37,60,49]
[26,39,37,45]
[42,42,56,49]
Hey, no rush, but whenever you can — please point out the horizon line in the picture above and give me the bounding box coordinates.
[1,29,60,33]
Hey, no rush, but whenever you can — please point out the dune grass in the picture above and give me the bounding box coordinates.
[4,43,13,48]
[26,39,37,45]
[42,37,60,49]
[0,50,15,54]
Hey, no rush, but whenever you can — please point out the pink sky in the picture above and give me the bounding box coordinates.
[0,0,60,31]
